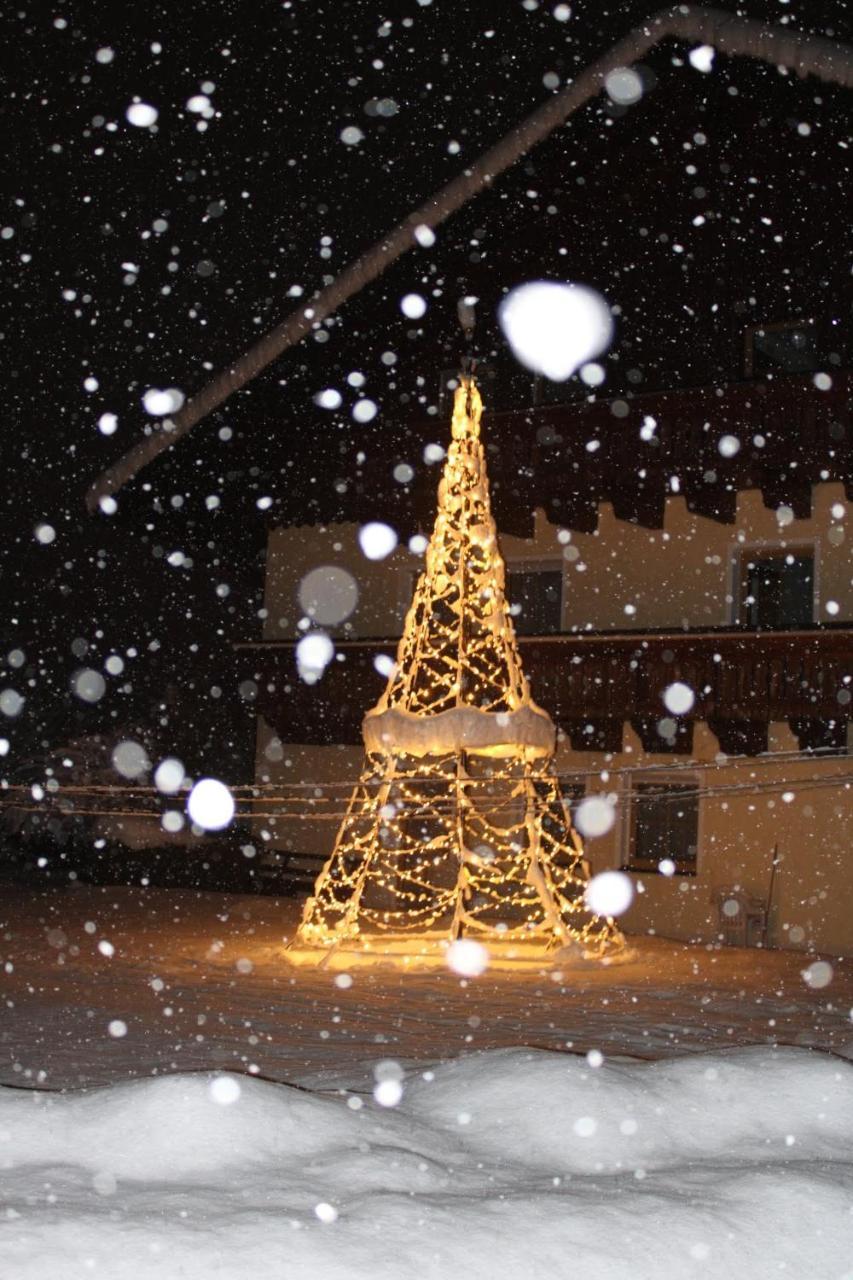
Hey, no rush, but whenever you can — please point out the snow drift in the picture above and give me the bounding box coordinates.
[1,1046,852,1279]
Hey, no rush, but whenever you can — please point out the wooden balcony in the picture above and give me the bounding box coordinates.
[238,626,853,757]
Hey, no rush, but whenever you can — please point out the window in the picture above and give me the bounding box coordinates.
[738,548,814,630]
[625,781,699,875]
[506,567,563,635]
[547,778,586,871]
[744,319,817,377]
[562,778,586,817]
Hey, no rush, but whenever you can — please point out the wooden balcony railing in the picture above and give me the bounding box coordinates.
[238,626,853,756]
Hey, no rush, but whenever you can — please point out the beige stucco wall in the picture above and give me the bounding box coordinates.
[262,523,422,640]
[552,721,852,957]
[263,483,852,638]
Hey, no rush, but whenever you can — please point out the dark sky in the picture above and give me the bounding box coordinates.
[2,0,851,777]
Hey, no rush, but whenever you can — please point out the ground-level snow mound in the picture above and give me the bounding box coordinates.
[0,1069,419,1182]
[1,1047,852,1280]
[405,1043,853,1172]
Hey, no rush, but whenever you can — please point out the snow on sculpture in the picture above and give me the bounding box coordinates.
[290,376,625,968]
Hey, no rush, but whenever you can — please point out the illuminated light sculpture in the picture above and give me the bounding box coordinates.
[290,377,625,969]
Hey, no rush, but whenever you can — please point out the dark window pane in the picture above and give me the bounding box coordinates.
[563,780,586,815]
[751,324,818,375]
[626,782,699,875]
[506,569,563,635]
[743,553,813,629]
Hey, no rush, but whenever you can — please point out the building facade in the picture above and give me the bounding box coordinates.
[241,370,853,957]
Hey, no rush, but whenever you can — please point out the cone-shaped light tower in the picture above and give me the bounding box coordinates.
[291,378,624,968]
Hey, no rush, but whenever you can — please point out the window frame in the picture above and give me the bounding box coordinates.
[561,776,587,819]
[743,317,817,378]
[729,539,819,629]
[504,557,566,636]
[400,558,566,638]
[622,772,702,877]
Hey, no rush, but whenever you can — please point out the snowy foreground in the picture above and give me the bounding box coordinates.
[2,1045,853,1279]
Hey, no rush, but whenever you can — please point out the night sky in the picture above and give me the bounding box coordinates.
[2,0,851,781]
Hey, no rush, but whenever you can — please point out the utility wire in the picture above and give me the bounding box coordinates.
[4,771,851,823]
[4,745,847,797]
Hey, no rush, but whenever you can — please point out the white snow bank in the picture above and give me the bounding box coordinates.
[404,1044,853,1172]
[1,1047,852,1280]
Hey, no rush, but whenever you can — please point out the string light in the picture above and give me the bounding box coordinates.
[291,379,625,968]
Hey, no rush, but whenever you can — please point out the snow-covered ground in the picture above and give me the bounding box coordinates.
[2,886,852,1092]
[2,886,853,1277]
[2,1045,853,1279]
